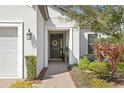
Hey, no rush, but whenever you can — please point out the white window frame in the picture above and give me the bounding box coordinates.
[0,21,23,78]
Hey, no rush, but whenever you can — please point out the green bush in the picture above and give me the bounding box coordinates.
[78,56,90,70]
[71,66,97,87]
[9,81,32,88]
[120,54,124,62]
[89,61,109,77]
[25,55,37,80]
[117,62,124,77]
[90,79,113,88]
[79,71,97,87]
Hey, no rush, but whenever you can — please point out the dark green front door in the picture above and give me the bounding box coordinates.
[50,34,63,59]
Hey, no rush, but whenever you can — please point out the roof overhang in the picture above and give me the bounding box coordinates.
[38,5,49,21]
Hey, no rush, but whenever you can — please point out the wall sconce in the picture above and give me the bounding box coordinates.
[27,29,32,40]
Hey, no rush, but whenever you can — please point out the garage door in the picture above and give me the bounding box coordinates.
[0,23,23,78]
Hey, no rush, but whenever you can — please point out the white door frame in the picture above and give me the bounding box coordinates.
[45,27,70,67]
[0,21,23,78]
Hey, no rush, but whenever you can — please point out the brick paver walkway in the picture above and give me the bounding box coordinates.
[39,61,76,88]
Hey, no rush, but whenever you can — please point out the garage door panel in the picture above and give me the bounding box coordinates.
[0,53,4,73]
[5,51,17,64]
[5,66,18,74]
[0,67,4,74]
[0,53,3,63]
[5,40,17,50]
[0,40,3,50]
[0,38,19,77]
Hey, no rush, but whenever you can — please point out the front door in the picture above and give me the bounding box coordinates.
[50,34,63,59]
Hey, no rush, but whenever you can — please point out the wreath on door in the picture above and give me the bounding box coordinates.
[52,40,58,46]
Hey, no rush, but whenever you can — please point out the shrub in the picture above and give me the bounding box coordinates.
[120,54,124,62]
[90,79,113,88]
[79,71,97,87]
[9,81,32,88]
[78,56,90,70]
[71,66,97,87]
[117,62,124,77]
[25,55,37,80]
[94,41,124,77]
[63,46,69,62]
[83,54,96,61]
[89,61,109,77]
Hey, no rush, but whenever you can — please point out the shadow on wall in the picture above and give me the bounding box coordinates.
[80,32,87,56]
[47,18,57,29]
[31,34,37,49]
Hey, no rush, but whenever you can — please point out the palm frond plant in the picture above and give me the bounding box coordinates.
[63,46,69,62]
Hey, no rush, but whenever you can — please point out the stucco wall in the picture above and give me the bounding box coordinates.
[47,6,74,28]
[80,28,93,57]
[37,7,45,77]
[0,5,37,78]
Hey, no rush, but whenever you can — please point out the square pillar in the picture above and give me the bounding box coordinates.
[45,27,48,67]
[69,27,80,64]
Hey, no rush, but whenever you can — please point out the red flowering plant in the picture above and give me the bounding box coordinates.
[93,37,124,78]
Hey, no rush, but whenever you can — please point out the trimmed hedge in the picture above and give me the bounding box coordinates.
[25,55,37,81]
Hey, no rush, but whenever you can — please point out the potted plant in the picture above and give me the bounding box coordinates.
[63,46,69,62]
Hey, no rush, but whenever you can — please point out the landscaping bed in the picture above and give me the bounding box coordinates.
[68,57,124,88]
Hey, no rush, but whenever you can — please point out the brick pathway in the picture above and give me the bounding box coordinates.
[39,61,76,88]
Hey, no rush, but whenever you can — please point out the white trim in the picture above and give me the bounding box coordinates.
[45,27,48,67]
[0,21,23,79]
[69,28,73,64]
[45,27,70,67]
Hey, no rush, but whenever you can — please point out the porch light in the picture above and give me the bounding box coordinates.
[27,29,32,40]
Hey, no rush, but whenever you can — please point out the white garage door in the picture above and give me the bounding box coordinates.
[0,37,18,77]
[0,23,23,78]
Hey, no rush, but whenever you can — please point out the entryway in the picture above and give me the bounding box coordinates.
[48,31,69,61]
[50,34,63,59]
[39,61,76,88]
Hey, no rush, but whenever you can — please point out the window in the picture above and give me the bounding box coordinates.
[88,34,98,54]
[0,27,17,37]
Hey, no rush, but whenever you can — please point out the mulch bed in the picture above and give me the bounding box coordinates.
[68,66,124,88]
[67,66,81,88]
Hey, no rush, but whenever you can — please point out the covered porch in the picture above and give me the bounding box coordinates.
[44,27,80,68]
